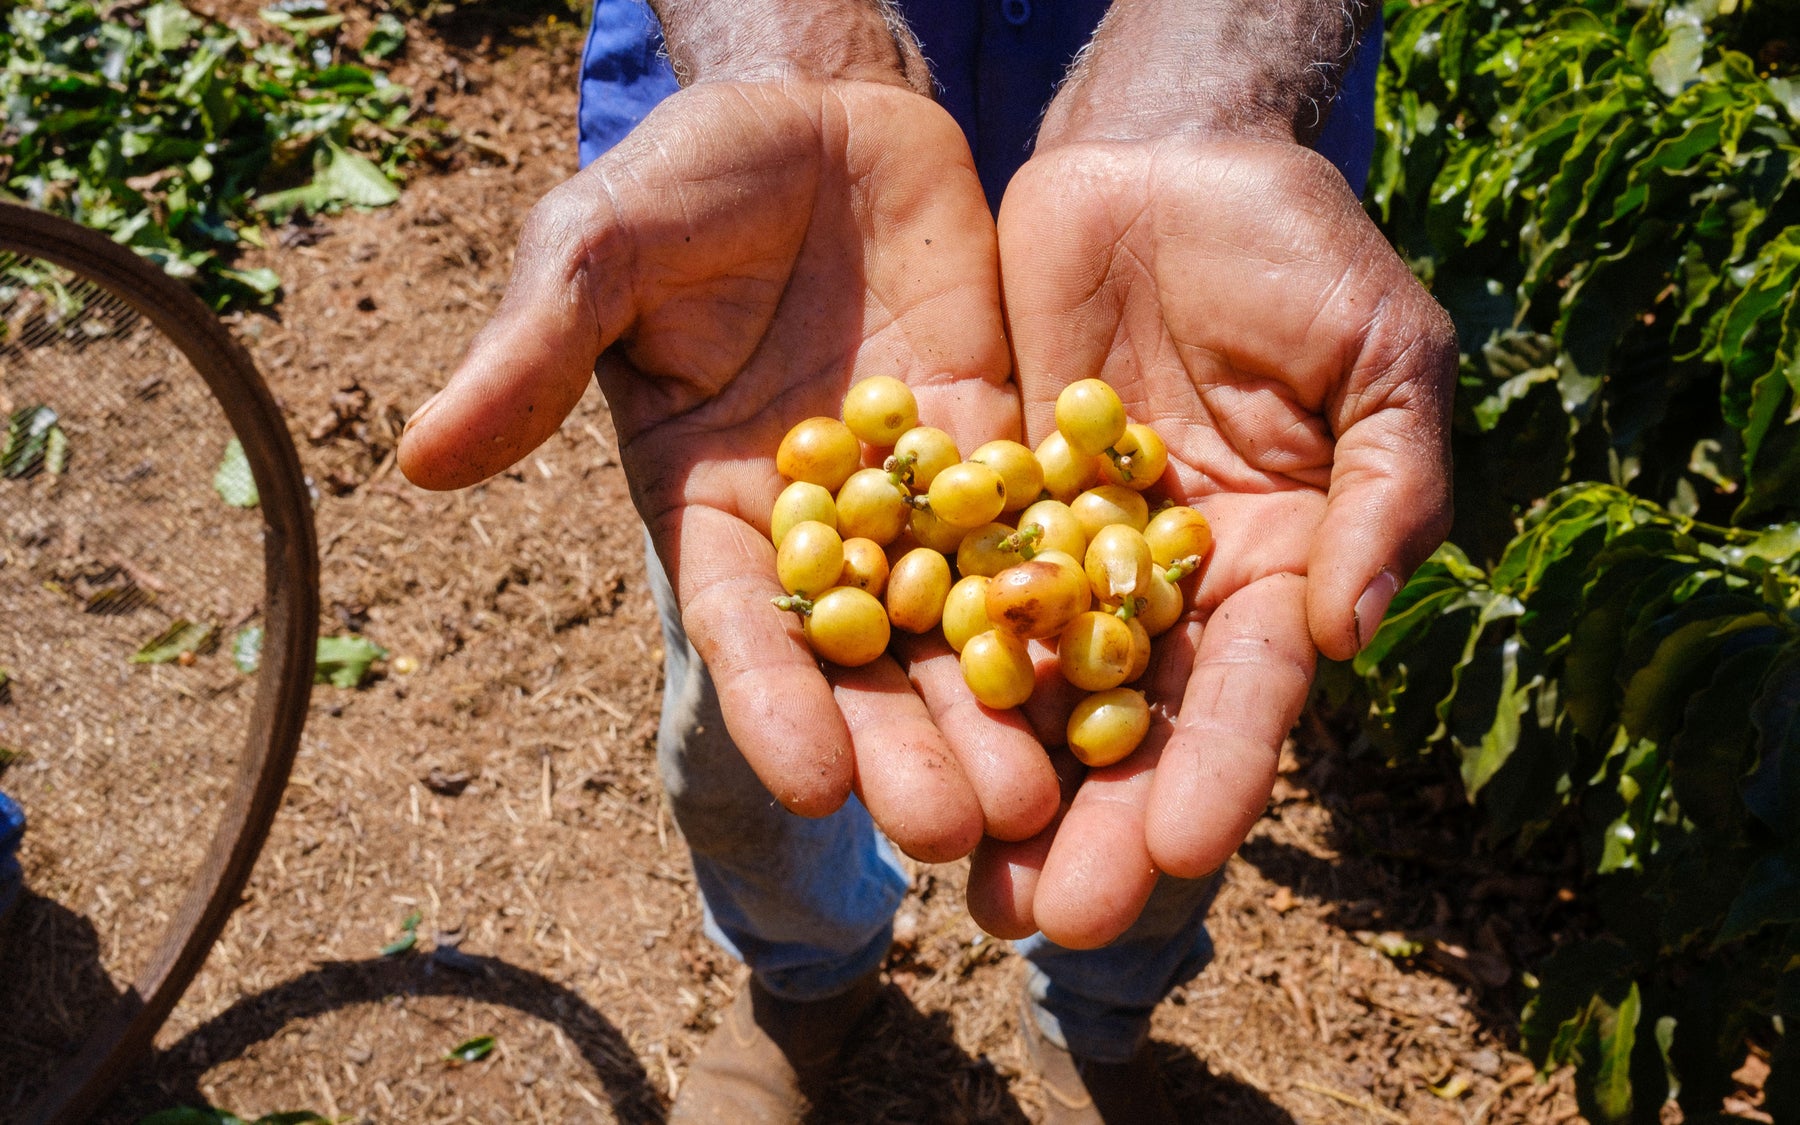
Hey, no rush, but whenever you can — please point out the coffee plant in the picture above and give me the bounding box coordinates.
[1349,1,1799,1119]
[0,0,421,306]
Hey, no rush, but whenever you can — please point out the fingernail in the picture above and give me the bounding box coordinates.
[1354,569,1401,651]
[403,391,443,436]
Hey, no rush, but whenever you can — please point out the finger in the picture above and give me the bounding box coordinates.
[894,632,1060,843]
[399,169,636,490]
[831,655,985,863]
[666,505,856,818]
[1028,636,1193,949]
[1308,283,1458,661]
[1145,573,1316,879]
[1030,742,1162,950]
[967,835,1051,939]
[966,748,1084,938]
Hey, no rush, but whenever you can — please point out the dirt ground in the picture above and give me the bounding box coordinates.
[1,4,1625,1122]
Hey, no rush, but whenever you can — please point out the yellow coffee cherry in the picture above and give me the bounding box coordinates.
[1070,484,1149,540]
[777,416,862,492]
[886,547,953,634]
[942,575,994,653]
[842,375,918,446]
[892,426,960,490]
[969,439,1045,513]
[771,480,837,546]
[1067,688,1150,767]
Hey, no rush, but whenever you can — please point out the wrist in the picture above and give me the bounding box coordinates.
[649,0,930,94]
[1036,0,1374,151]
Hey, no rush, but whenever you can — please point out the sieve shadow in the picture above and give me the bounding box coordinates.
[97,952,666,1124]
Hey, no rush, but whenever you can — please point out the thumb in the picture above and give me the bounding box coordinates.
[1307,288,1457,662]
[398,174,634,491]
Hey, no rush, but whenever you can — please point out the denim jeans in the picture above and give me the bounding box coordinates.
[646,536,1220,1063]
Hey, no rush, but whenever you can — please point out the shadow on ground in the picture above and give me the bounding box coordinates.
[810,984,1298,1124]
[1234,703,1587,1046]
[1,895,125,1121]
[96,953,665,1124]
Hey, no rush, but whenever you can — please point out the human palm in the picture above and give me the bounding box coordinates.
[400,80,1055,860]
[972,137,1457,947]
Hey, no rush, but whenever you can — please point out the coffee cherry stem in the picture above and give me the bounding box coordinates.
[1103,446,1134,482]
[1113,596,1146,622]
[998,522,1044,560]
[882,451,917,489]
[1164,556,1202,583]
[771,594,815,616]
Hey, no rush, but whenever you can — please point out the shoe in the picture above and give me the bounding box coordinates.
[1021,1001,1181,1125]
[669,969,885,1124]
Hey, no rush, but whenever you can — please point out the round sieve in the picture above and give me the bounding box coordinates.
[0,202,318,1125]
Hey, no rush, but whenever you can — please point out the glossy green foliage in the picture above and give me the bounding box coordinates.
[1372,0,1800,550]
[1360,2,1800,1119]
[0,0,419,306]
[1357,486,1799,1121]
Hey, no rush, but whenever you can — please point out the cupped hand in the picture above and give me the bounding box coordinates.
[971,136,1456,946]
[398,79,1057,861]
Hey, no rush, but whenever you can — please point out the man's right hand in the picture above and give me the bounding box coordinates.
[397,75,1059,862]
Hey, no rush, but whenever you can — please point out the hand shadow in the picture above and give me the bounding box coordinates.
[806,983,1030,1124]
[805,983,1297,1124]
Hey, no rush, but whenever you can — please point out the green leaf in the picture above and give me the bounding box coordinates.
[144,2,203,52]
[1,405,60,478]
[379,908,421,956]
[1717,847,1800,946]
[1668,638,1782,835]
[256,143,400,220]
[314,142,401,208]
[361,14,405,60]
[1743,645,1800,835]
[216,266,282,298]
[1648,23,1705,98]
[1589,981,1642,1124]
[445,1034,496,1064]
[1522,937,1640,1065]
[43,425,69,476]
[1736,377,1800,526]
[1618,605,1772,746]
[131,620,217,664]
[1451,635,1541,799]
[1,0,419,308]
[232,625,264,674]
[1722,522,1800,566]
[258,2,344,40]
[213,437,260,508]
[315,634,386,688]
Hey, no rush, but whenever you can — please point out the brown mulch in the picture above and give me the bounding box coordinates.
[2,4,1607,1122]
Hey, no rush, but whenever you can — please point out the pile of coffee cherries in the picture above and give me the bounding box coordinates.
[767,376,1210,768]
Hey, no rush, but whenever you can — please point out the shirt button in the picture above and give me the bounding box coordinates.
[1001,0,1031,26]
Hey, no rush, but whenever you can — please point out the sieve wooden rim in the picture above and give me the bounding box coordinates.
[0,201,320,1125]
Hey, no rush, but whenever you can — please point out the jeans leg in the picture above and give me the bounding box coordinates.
[646,533,908,1002]
[1017,870,1224,1064]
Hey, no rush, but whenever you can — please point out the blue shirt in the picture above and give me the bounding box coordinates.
[578,0,1379,201]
